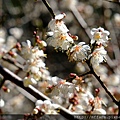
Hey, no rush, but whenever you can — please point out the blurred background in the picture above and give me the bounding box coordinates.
[0,0,120,115]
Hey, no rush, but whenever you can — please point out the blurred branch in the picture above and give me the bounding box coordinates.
[104,0,120,4]
[0,65,79,120]
[70,6,92,41]
[105,20,120,61]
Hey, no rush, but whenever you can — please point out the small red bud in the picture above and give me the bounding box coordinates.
[69,73,76,78]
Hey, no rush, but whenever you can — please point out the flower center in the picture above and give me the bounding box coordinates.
[94,32,101,39]
[75,45,81,51]
[59,34,67,41]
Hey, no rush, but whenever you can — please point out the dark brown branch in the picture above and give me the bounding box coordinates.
[0,77,5,88]
[88,64,119,106]
[41,0,55,18]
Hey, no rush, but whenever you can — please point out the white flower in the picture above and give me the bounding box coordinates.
[47,76,61,85]
[89,46,107,66]
[22,40,31,49]
[47,32,74,50]
[21,40,32,59]
[48,13,69,33]
[92,108,106,114]
[90,27,110,46]
[58,82,75,97]
[23,76,37,87]
[37,40,47,49]
[24,59,45,73]
[9,27,23,39]
[31,47,46,59]
[68,42,91,61]
[0,99,5,107]
[35,100,58,114]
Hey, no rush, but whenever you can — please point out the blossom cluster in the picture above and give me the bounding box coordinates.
[21,39,48,87]
[47,13,110,67]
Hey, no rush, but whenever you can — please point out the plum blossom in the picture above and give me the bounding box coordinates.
[91,97,106,114]
[23,76,37,87]
[47,32,74,50]
[23,59,46,73]
[48,13,69,33]
[34,100,59,114]
[90,27,110,46]
[67,42,91,61]
[21,40,48,86]
[89,46,107,66]
[21,40,32,59]
[47,13,76,51]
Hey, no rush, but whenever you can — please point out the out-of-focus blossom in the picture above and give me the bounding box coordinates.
[23,59,45,74]
[92,97,106,114]
[90,27,110,46]
[67,42,90,61]
[47,76,61,86]
[92,108,106,114]
[89,46,107,66]
[114,13,120,26]
[21,40,32,59]
[60,0,78,9]
[34,100,59,114]
[23,76,37,87]
[9,27,23,39]
[106,74,120,86]
[0,99,5,107]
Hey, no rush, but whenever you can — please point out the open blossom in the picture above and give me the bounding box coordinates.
[47,13,75,51]
[67,42,91,61]
[47,32,74,50]
[89,46,107,66]
[48,13,69,33]
[90,27,110,46]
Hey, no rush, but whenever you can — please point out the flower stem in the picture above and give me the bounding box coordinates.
[41,0,55,18]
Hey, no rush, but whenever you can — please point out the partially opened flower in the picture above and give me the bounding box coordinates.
[90,27,110,46]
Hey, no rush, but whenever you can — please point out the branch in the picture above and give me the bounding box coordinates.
[0,65,79,120]
[88,63,119,106]
[41,0,55,18]
[70,6,92,41]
